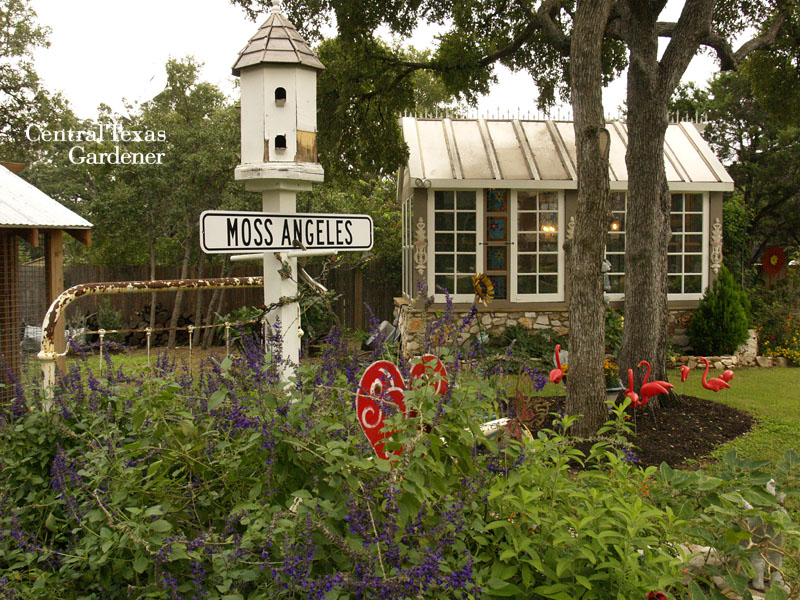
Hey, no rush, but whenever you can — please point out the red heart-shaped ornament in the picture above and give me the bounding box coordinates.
[356,360,406,460]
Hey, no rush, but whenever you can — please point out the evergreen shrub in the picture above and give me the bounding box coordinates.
[689,265,751,355]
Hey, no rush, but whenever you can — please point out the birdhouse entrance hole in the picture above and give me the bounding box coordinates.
[275,87,286,106]
[275,135,287,151]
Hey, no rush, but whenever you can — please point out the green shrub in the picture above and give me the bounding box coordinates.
[485,325,566,363]
[96,298,125,343]
[604,306,623,354]
[2,326,798,599]
[689,265,751,355]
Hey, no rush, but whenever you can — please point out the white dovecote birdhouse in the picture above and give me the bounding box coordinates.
[232,0,325,190]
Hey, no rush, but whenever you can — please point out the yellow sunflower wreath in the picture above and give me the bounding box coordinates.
[472,273,495,307]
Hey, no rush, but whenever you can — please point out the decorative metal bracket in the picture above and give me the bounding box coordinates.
[710,217,723,274]
[566,216,576,241]
[414,217,428,276]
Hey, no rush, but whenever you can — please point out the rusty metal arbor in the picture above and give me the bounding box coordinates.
[37,277,265,397]
[0,163,92,401]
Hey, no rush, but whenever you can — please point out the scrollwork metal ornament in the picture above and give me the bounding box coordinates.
[710,217,723,274]
[414,217,427,276]
[566,216,576,241]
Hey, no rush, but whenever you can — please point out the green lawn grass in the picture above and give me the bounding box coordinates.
[672,366,800,465]
[491,364,800,465]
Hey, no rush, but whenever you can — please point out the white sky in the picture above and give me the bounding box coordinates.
[30,0,720,121]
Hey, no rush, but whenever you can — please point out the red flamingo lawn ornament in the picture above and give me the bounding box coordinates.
[721,369,734,383]
[549,344,563,384]
[699,357,731,392]
[638,360,675,396]
[679,364,691,396]
[625,368,642,407]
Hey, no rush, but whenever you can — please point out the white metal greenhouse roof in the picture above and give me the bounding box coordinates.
[400,117,734,192]
[0,165,92,229]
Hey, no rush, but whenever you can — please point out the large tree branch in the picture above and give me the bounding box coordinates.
[379,0,572,73]
[656,9,787,71]
[657,0,715,98]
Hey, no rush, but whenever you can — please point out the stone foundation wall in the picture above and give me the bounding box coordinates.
[395,300,708,356]
[395,299,568,356]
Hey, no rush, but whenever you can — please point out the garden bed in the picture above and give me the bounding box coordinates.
[532,395,754,468]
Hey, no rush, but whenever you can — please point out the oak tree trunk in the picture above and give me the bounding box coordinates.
[618,1,715,395]
[618,5,670,394]
[565,0,613,436]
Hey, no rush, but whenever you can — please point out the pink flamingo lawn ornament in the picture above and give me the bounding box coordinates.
[699,357,731,392]
[638,360,675,397]
[625,368,642,408]
[638,360,671,429]
[721,369,734,383]
[625,368,642,430]
[549,344,563,384]
[679,364,691,396]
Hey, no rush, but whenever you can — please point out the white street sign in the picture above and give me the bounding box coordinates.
[200,210,373,254]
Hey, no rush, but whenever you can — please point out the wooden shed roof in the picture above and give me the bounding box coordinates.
[400,117,734,192]
[0,165,92,229]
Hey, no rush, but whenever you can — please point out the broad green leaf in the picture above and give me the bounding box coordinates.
[133,556,148,574]
[149,519,172,533]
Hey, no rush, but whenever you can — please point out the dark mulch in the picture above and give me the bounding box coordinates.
[527,395,754,469]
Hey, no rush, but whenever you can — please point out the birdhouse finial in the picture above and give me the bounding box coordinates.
[270,0,282,14]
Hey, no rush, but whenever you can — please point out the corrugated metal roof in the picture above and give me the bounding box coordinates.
[232,3,324,76]
[401,117,734,191]
[0,165,92,229]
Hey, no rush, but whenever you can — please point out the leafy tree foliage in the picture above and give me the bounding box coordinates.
[0,0,74,163]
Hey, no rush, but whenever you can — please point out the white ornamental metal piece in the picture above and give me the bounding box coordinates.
[414,217,427,276]
[566,216,576,241]
[710,217,723,274]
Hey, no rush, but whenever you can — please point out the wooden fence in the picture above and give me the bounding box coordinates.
[18,259,398,336]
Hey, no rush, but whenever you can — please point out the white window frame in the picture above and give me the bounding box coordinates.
[668,192,708,301]
[604,191,628,302]
[427,188,484,303]
[510,190,565,302]
[604,191,708,302]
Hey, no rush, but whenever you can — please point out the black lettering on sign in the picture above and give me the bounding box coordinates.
[293,220,303,247]
[264,219,273,245]
[345,220,353,245]
[316,219,324,245]
[226,218,238,246]
[253,218,264,246]
[336,220,344,245]
[281,220,291,246]
[305,219,314,247]
[242,219,252,246]
[325,220,332,245]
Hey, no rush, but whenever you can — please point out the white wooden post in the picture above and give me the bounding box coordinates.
[232,0,325,379]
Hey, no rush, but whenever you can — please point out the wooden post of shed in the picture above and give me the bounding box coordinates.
[0,230,20,401]
[45,230,66,374]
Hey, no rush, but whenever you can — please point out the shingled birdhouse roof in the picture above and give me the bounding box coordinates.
[232,1,324,76]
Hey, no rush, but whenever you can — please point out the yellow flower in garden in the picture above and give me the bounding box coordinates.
[472,273,495,307]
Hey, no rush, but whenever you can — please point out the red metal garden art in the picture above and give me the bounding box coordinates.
[356,355,448,460]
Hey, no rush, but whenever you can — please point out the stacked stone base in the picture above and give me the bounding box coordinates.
[395,300,785,370]
[395,299,569,356]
